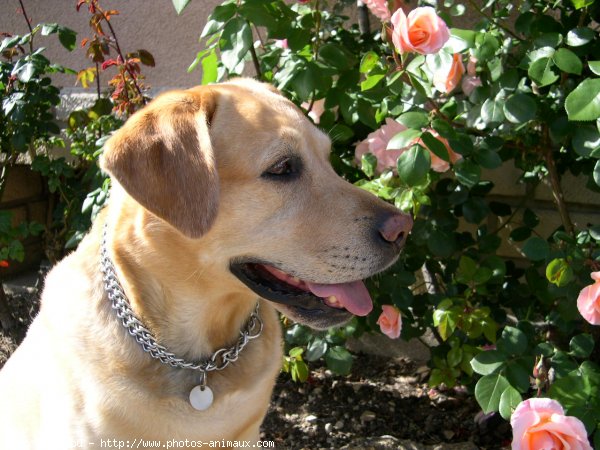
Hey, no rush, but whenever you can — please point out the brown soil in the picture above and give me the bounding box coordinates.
[1,287,511,450]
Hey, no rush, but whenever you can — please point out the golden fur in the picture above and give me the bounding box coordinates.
[0,79,409,448]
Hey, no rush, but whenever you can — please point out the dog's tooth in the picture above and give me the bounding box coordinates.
[326,295,339,306]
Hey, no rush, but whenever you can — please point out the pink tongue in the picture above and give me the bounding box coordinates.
[306,281,373,316]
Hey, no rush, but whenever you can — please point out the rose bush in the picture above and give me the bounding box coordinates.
[176,0,600,445]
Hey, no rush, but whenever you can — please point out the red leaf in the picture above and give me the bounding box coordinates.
[0,260,9,268]
[101,59,118,70]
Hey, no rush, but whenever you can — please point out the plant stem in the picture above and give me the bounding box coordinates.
[95,61,101,101]
[17,0,34,53]
[248,23,262,80]
[541,127,574,236]
[97,4,145,104]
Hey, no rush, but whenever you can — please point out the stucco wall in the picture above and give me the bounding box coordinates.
[1,0,222,89]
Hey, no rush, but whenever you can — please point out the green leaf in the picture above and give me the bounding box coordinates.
[522,237,550,261]
[289,346,304,359]
[291,359,309,382]
[361,153,377,178]
[528,57,559,87]
[570,0,594,7]
[220,17,253,73]
[572,126,600,156]
[565,27,595,47]
[553,48,583,75]
[319,43,356,70]
[329,123,354,144]
[565,79,600,122]
[17,63,36,83]
[397,111,429,130]
[505,361,531,392]
[359,51,379,74]
[475,148,502,169]
[504,94,537,124]
[570,334,594,359]
[396,145,431,187]
[387,129,422,150]
[470,350,505,375]
[546,258,574,287]
[421,132,449,162]
[456,255,477,283]
[58,27,77,51]
[432,308,457,341]
[361,74,385,91]
[41,23,59,35]
[172,0,192,14]
[200,49,218,85]
[475,373,511,414]
[499,386,522,420]
[481,99,505,124]
[137,49,155,67]
[589,61,600,76]
[497,326,528,356]
[306,338,328,361]
[325,346,353,375]
[454,159,481,188]
[447,345,463,368]
[594,160,600,187]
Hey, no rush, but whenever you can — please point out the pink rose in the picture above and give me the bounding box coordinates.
[433,53,465,94]
[417,130,462,173]
[461,56,482,95]
[511,398,592,450]
[377,305,402,339]
[391,6,450,55]
[363,0,407,22]
[364,0,391,21]
[577,271,600,325]
[275,39,288,49]
[301,98,326,124]
[354,118,408,173]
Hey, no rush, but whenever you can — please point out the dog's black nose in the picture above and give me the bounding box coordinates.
[378,213,413,245]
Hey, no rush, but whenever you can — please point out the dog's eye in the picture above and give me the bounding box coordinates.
[263,157,299,180]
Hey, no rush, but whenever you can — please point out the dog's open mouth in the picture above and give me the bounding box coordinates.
[230,262,373,317]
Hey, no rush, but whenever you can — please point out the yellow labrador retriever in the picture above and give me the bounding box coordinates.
[0,79,412,448]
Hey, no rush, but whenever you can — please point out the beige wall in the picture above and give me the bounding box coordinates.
[1,0,222,89]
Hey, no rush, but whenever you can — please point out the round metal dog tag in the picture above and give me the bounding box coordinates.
[190,385,214,411]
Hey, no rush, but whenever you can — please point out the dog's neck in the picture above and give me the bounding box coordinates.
[104,190,258,362]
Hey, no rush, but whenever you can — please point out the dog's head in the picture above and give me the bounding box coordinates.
[102,79,412,329]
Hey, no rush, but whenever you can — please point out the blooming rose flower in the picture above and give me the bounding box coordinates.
[391,7,450,55]
[355,120,461,174]
[511,398,592,450]
[364,0,391,21]
[433,53,465,94]
[577,271,600,325]
[377,305,402,339]
[354,118,408,173]
[461,56,482,95]
[274,39,288,49]
[416,130,462,172]
[363,0,406,22]
[301,98,326,124]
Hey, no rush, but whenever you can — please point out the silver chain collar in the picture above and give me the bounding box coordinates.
[99,224,263,375]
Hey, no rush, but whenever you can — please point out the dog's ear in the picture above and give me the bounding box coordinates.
[101,87,219,239]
